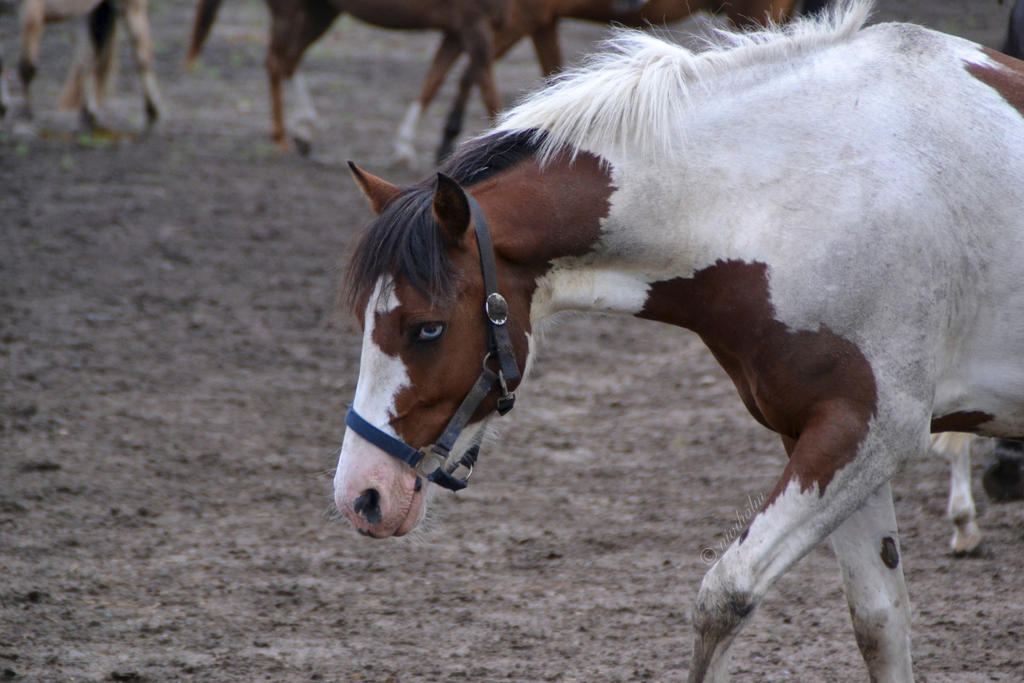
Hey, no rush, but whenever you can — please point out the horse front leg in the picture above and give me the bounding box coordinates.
[264,3,339,154]
[393,33,461,165]
[528,21,562,76]
[17,0,45,121]
[1,47,8,119]
[828,481,913,681]
[435,20,496,163]
[119,0,161,127]
[689,411,925,682]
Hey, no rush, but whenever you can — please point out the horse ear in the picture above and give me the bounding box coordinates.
[432,173,471,247]
[348,161,403,214]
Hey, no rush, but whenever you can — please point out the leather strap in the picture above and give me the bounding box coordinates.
[467,194,521,393]
[345,408,423,470]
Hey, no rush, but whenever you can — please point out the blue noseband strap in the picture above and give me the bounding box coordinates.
[345,408,423,471]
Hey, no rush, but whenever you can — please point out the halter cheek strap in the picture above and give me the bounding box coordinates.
[344,191,521,491]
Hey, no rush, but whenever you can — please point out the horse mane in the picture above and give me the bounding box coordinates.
[496,0,873,163]
[344,129,546,312]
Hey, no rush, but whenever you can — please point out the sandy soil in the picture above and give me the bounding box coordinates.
[2,1,1023,680]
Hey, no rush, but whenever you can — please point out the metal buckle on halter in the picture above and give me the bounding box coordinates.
[483,351,516,415]
[496,370,515,416]
[421,444,474,491]
[485,292,509,326]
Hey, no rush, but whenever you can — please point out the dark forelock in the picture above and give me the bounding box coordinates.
[343,129,544,313]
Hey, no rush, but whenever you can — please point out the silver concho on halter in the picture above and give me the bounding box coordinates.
[485,292,509,325]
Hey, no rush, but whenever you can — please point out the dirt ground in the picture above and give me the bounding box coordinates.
[2,1,1023,681]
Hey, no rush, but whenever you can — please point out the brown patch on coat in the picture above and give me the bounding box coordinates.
[880,536,900,569]
[965,48,1024,116]
[370,152,612,449]
[931,411,994,433]
[640,260,878,502]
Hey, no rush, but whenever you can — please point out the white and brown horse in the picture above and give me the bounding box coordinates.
[4,0,160,128]
[334,2,1024,680]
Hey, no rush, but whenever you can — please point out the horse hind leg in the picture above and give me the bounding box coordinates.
[119,0,161,127]
[17,0,45,121]
[435,21,497,163]
[828,481,913,682]
[265,2,338,154]
[931,432,983,555]
[1,47,8,119]
[394,33,462,165]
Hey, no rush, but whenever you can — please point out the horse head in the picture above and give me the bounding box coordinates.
[334,163,530,538]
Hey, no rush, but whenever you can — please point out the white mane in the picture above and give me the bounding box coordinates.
[495,0,873,163]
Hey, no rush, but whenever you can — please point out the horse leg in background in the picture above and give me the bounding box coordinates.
[287,71,319,153]
[393,34,462,164]
[528,21,562,76]
[265,0,340,153]
[118,0,161,126]
[983,439,1024,502]
[17,0,45,120]
[1002,0,1024,60]
[185,0,222,66]
[930,432,983,555]
[58,0,118,130]
[799,0,832,17]
[721,0,798,27]
[828,481,913,681]
[689,417,923,682]
[1,46,7,119]
[435,19,498,163]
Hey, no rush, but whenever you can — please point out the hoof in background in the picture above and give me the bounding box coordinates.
[982,440,1024,502]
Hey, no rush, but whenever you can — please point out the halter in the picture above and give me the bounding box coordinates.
[345,192,521,491]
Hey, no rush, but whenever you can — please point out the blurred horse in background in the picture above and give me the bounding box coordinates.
[185,0,805,160]
[398,0,810,162]
[186,0,538,156]
[404,0,818,163]
[1004,0,1024,58]
[4,0,160,129]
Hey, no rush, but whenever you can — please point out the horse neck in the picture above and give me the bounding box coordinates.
[479,140,809,332]
[470,151,621,327]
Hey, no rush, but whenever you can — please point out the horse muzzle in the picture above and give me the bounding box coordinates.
[334,438,427,537]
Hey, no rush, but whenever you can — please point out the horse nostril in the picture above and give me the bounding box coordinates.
[353,488,382,525]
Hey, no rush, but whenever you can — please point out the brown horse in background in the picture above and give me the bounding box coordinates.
[5,0,160,129]
[410,0,813,162]
[186,0,535,156]
[186,0,802,160]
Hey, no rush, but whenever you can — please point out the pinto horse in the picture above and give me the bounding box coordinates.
[6,0,160,128]
[334,2,1024,680]
[398,0,807,163]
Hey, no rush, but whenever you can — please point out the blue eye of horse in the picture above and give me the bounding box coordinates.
[415,322,445,342]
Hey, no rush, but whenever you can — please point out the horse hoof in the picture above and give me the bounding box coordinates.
[950,526,983,556]
[392,143,417,168]
[434,139,456,165]
[292,136,312,157]
[145,101,160,127]
[11,117,37,141]
[982,445,1024,502]
[78,108,98,132]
